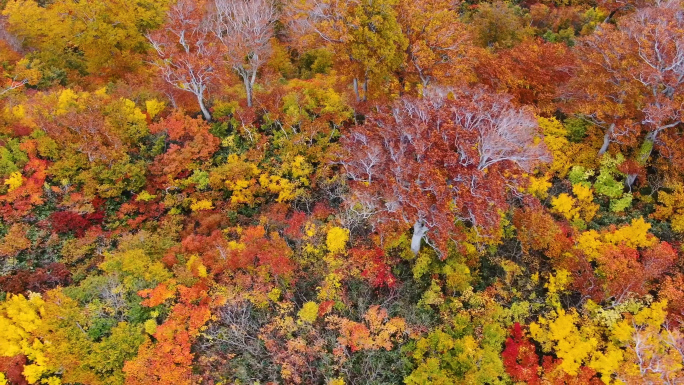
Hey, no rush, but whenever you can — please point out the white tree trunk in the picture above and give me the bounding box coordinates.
[243,73,253,108]
[411,221,429,256]
[598,123,615,156]
[198,94,212,121]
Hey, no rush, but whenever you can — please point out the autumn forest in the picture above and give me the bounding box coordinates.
[0,0,683,383]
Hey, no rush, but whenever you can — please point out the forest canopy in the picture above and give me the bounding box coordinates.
[0,0,683,383]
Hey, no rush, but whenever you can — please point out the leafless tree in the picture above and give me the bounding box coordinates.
[147,0,220,121]
[209,0,276,107]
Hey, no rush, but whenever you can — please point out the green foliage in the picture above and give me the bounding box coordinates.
[564,117,589,142]
[610,193,633,213]
[0,138,28,177]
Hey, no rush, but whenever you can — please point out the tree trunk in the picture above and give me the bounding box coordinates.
[244,74,253,108]
[363,77,368,102]
[353,78,360,102]
[410,221,429,256]
[598,123,615,156]
[638,130,658,164]
[626,173,638,190]
[198,94,212,121]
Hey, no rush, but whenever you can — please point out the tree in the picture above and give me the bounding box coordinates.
[568,1,684,161]
[395,0,473,89]
[147,0,221,120]
[208,0,277,107]
[124,284,211,385]
[2,0,168,80]
[340,88,549,256]
[288,0,407,101]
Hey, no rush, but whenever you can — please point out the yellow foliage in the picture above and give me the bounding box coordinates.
[99,249,172,288]
[538,117,573,177]
[632,299,667,327]
[55,89,81,115]
[573,183,599,222]
[576,217,657,262]
[653,183,684,233]
[190,199,214,212]
[143,319,157,335]
[145,99,165,119]
[11,104,25,119]
[528,174,552,199]
[589,347,624,383]
[298,301,319,323]
[576,230,603,260]
[551,185,598,223]
[551,193,579,220]
[4,171,23,192]
[530,308,599,376]
[259,174,297,203]
[317,272,342,302]
[227,179,256,205]
[43,376,61,385]
[0,293,57,383]
[603,217,656,249]
[186,255,208,278]
[267,288,282,302]
[289,155,313,185]
[305,222,317,238]
[328,378,345,385]
[0,373,6,385]
[546,269,572,308]
[118,99,147,126]
[135,191,157,202]
[326,227,349,254]
[0,293,44,357]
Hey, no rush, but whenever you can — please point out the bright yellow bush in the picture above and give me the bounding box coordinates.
[603,217,656,249]
[530,308,599,376]
[551,193,579,220]
[326,227,349,254]
[298,301,319,323]
[190,199,214,212]
[528,175,552,199]
[4,171,23,192]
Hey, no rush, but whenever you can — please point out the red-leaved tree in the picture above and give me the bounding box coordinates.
[340,88,549,256]
[147,0,222,121]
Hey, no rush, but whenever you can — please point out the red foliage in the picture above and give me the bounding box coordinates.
[50,210,102,237]
[228,226,295,279]
[660,273,684,324]
[341,88,549,255]
[476,39,574,112]
[588,241,677,302]
[541,356,602,385]
[0,355,28,385]
[148,112,220,189]
[0,153,48,221]
[351,247,398,289]
[502,323,541,385]
[125,283,211,385]
[284,211,307,239]
[0,263,71,294]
